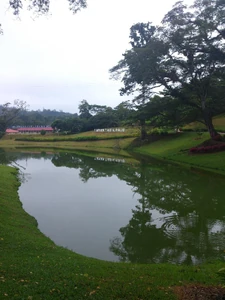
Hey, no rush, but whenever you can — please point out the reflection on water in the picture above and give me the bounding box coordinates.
[1,148,225,264]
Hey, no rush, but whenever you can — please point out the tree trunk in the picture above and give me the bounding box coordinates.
[201,97,218,139]
[202,109,218,139]
[140,119,147,140]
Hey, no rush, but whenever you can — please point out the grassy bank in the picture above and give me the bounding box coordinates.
[2,129,225,175]
[0,130,136,152]
[134,132,225,175]
[0,166,224,299]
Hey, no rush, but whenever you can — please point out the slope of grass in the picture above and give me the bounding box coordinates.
[0,135,136,151]
[134,132,225,174]
[0,165,224,299]
[184,114,225,132]
[14,134,134,142]
[3,128,138,142]
[0,129,138,151]
[2,128,225,175]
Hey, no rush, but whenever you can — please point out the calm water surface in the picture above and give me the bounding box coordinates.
[2,148,225,264]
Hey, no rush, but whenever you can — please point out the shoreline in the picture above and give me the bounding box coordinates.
[1,131,225,176]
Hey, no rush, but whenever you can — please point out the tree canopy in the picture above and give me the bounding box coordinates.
[8,0,87,15]
[0,0,87,33]
[110,0,225,138]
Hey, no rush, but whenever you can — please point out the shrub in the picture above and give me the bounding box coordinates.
[15,135,133,142]
[40,130,46,135]
[181,128,195,132]
[190,143,225,154]
[150,128,169,135]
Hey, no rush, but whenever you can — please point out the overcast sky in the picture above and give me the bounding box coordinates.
[0,0,192,113]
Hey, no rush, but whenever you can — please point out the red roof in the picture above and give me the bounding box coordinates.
[6,129,19,133]
[17,127,53,132]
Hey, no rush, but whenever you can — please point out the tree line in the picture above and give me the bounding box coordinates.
[0,99,135,137]
[51,100,134,133]
[2,0,225,139]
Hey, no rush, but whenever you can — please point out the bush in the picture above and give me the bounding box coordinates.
[181,128,208,133]
[15,135,133,142]
[181,128,195,132]
[190,143,225,154]
[150,128,169,135]
[40,130,46,136]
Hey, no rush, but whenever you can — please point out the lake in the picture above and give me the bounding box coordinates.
[1,148,225,264]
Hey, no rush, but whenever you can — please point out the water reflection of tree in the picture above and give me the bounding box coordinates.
[0,148,16,165]
[112,163,225,264]
[51,152,135,183]
[51,152,225,264]
[0,148,53,183]
[0,148,53,165]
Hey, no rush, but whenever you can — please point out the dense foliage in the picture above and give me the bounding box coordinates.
[51,100,135,134]
[16,108,76,126]
[110,0,225,139]
[0,99,135,136]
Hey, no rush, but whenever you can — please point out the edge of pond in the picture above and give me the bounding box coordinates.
[2,134,225,176]
[132,148,225,177]
[1,164,225,299]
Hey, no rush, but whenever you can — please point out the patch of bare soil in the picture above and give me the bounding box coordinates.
[173,284,225,300]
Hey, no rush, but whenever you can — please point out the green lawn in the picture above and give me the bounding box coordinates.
[134,132,225,175]
[0,166,224,299]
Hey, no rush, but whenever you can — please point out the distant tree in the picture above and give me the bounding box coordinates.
[114,101,135,125]
[89,104,109,115]
[78,100,92,120]
[87,109,118,130]
[69,117,84,133]
[52,116,84,134]
[17,109,75,126]
[0,100,27,138]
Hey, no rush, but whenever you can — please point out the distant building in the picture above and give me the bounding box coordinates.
[6,127,54,134]
[6,129,19,134]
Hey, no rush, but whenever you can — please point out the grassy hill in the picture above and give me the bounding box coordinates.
[134,132,225,175]
[184,114,225,132]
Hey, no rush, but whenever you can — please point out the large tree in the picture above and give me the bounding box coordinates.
[110,0,225,139]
